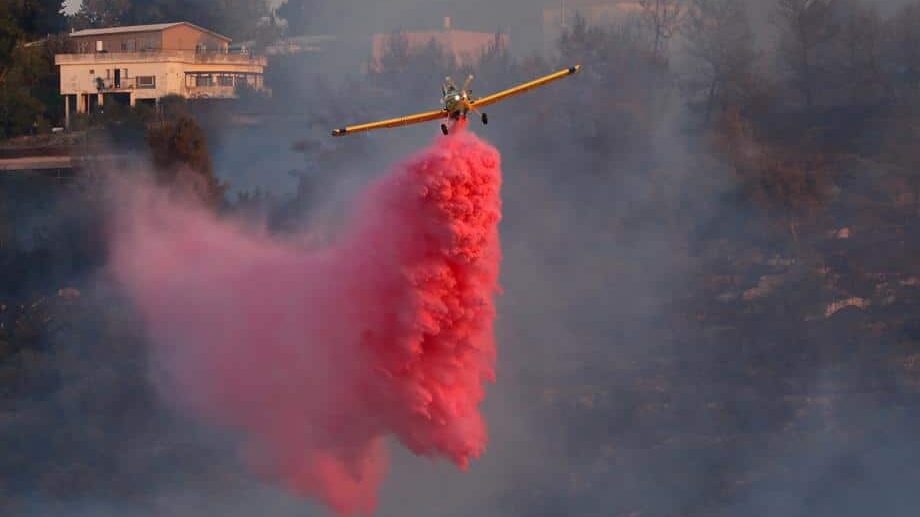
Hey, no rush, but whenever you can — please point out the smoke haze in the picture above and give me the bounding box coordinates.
[7,1,920,516]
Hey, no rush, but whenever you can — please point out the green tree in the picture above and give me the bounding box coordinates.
[4,0,65,37]
[0,6,22,84]
[75,0,269,40]
[0,32,65,138]
[72,0,134,28]
[206,0,270,40]
[0,87,44,138]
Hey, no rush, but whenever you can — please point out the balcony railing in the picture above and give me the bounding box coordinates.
[186,85,237,98]
[93,76,157,91]
[56,50,266,66]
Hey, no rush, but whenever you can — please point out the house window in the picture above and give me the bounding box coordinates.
[195,74,213,87]
[218,75,233,87]
[137,76,156,88]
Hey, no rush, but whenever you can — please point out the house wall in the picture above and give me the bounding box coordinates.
[72,31,163,53]
[162,25,229,52]
[59,60,183,100]
[57,52,267,103]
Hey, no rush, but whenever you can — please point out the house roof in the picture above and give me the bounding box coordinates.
[69,22,231,42]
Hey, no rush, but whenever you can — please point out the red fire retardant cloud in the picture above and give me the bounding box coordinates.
[110,127,503,515]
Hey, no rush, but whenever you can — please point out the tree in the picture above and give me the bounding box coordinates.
[0,2,70,138]
[0,6,22,84]
[470,31,516,95]
[146,109,226,207]
[277,0,318,37]
[6,0,65,37]
[774,0,840,108]
[639,0,684,59]
[0,85,45,138]
[75,0,269,40]
[370,31,456,111]
[73,0,134,28]
[206,0,270,41]
[0,33,65,138]
[885,1,920,96]
[552,13,669,163]
[558,12,607,66]
[836,1,887,103]
[682,0,758,122]
[0,0,65,74]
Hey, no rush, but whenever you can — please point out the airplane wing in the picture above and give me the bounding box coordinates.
[472,65,581,110]
[331,109,447,136]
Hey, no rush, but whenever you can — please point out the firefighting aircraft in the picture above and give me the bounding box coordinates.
[331,65,582,137]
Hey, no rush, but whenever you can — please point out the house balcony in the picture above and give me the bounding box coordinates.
[184,81,271,99]
[185,85,238,99]
[82,76,266,99]
[93,76,158,92]
[55,49,266,67]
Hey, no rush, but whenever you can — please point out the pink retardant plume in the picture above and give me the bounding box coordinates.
[109,125,502,515]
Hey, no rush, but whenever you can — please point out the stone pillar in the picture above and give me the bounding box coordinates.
[129,92,136,107]
[76,94,85,114]
[97,92,104,109]
[64,95,71,129]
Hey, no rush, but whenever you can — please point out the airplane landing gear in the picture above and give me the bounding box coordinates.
[481,112,489,125]
[441,124,449,135]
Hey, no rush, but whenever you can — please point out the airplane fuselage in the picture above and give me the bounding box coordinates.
[443,91,473,119]
[331,65,579,137]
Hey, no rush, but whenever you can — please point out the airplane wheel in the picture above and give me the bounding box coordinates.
[481,113,489,125]
[441,124,449,135]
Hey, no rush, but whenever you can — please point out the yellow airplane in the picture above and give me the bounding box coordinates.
[331,65,582,137]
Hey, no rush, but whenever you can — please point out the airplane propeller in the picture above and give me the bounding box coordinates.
[462,74,475,92]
